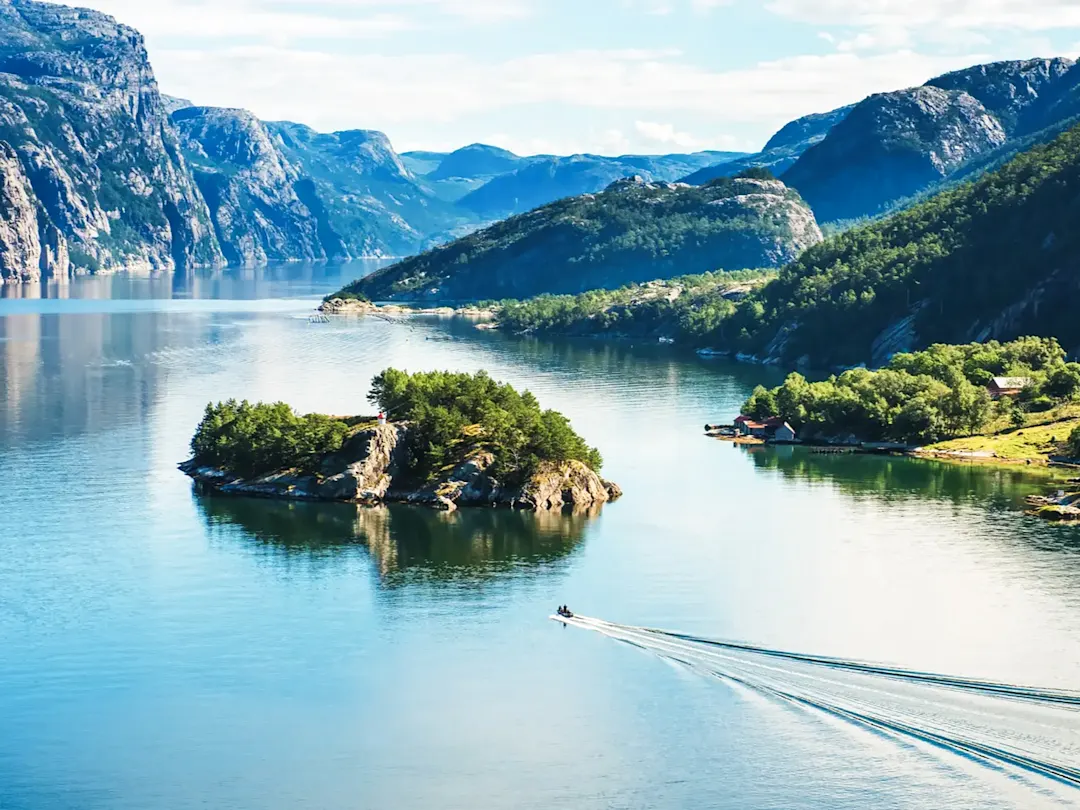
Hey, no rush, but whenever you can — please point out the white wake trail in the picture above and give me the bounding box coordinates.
[556,615,1080,797]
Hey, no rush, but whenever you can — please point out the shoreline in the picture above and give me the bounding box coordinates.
[180,421,621,514]
[319,297,497,320]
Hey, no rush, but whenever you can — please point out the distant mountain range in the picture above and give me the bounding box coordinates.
[3,0,1080,285]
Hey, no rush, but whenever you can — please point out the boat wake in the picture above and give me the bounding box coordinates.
[555,615,1080,797]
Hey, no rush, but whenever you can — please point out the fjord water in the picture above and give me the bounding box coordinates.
[2,265,1080,810]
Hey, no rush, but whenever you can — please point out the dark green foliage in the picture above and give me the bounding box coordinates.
[327,290,370,303]
[337,177,816,303]
[190,400,350,477]
[721,122,1080,366]
[733,166,777,182]
[368,369,602,482]
[745,338,1073,444]
[495,270,773,340]
[1069,426,1080,457]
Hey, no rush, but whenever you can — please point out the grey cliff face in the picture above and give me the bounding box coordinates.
[785,86,1008,222]
[927,57,1080,135]
[783,58,1080,223]
[0,139,68,282]
[0,0,223,273]
[268,121,461,257]
[173,106,326,266]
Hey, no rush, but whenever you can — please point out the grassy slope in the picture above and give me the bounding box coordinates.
[922,405,1080,462]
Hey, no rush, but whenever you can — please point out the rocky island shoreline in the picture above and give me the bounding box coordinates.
[181,422,620,512]
[180,370,620,513]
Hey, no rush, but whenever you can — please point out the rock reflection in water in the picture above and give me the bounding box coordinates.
[194,492,596,585]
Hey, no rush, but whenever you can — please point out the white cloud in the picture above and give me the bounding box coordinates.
[634,121,702,148]
[766,0,1080,32]
[155,45,987,133]
[73,0,529,42]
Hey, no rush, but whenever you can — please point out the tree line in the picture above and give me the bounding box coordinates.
[742,338,1080,445]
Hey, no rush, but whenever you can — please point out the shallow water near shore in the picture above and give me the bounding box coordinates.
[2,265,1080,809]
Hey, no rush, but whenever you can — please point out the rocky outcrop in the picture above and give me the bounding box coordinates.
[927,58,1080,136]
[0,139,68,281]
[180,422,620,513]
[172,107,328,266]
[268,121,467,256]
[785,86,1007,222]
[784,58,1080,222]
[0,0,224,273]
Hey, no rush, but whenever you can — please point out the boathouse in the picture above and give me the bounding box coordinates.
[735,416,796,442]
[987,377,1034,399]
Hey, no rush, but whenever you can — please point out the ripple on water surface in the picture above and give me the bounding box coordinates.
[2,274,1080,810]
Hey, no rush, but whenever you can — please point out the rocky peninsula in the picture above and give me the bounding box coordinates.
[180,370,620,513]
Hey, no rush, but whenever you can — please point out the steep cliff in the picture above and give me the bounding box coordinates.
[340,172,822,302]
[0,0,223,272]
[172,107,328,265]
[268,122,469,255]
[0,139,68,281]
[784,87,1007,223]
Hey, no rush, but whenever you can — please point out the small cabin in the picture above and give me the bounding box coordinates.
[735,415,796,442]
[773,422,797,443]
[987,377,1034,399]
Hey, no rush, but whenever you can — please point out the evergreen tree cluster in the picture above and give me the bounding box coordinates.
[743,338,1080,444]
[369,369,602,483]
[190,401,350,477]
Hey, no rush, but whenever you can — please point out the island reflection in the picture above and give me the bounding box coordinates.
[194,493,597,586]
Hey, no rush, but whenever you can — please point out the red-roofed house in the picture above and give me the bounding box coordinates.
[735,416,796,442]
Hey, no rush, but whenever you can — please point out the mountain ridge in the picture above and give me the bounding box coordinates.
[336,171,822,302]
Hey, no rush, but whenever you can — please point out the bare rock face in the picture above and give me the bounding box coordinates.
[0,0,224,273]
[172,107,326,266]
[511,461,622,512]
[318,423,409,502]
[0,139,69,282]
[785,86,1007,222]
[181,423,620,513]
[783,58,1080,223]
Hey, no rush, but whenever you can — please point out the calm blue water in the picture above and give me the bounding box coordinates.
[2,264,1080,809]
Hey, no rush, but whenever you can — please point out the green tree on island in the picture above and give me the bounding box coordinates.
[189,370,603,485]
[369,369,602,483]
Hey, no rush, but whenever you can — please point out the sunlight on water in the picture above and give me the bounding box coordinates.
[2,269,1079,809]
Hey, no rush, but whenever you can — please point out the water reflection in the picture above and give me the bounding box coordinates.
[744,445,1060,509]
[195,493,594,586]
[0,260,388,302]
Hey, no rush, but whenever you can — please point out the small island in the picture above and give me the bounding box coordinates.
[180,369,621,512]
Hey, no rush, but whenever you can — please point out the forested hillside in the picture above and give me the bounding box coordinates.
[494,123,1080,368]
[335,172,821,302]
[730,122,1080,367]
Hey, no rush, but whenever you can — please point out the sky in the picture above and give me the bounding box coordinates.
[68,0,1080,156]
